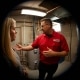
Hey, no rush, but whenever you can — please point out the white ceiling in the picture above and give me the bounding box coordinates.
[8,0,71,22]
[18,0,48,11]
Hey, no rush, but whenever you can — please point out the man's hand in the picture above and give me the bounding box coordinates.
[43,47,56,57]
[14,44,23,51]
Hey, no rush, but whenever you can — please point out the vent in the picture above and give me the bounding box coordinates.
[39,0,59,10]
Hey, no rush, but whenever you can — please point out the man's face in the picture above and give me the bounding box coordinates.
[40,21,51,34]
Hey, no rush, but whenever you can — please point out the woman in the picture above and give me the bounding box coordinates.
[0,17,28,80]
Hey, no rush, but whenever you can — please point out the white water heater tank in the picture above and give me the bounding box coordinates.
[27,49,39,70]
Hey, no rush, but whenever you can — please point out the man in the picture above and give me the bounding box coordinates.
[15,18,69,80]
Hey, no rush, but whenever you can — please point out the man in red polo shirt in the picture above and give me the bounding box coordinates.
[15,18,69,80]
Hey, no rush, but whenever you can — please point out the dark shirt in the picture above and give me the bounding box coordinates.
[0,50,28,80]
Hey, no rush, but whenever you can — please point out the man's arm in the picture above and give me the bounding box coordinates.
[43,47,69,57]
[22,45,34,51]
[15,44,34,51]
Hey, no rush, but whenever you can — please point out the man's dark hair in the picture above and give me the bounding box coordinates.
[40,18,52,27]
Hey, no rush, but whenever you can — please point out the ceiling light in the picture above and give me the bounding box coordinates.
[21,9,46,17]
[51,17,59,20]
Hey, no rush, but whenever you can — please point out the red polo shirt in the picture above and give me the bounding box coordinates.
[32,30,69,64]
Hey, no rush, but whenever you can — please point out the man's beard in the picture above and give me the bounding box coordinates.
[45,33,52,37]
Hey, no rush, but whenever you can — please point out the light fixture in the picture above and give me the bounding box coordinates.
[21,9,46,17]
[51,17,59,20]
[52,22,61,32]
[51,17,61,32]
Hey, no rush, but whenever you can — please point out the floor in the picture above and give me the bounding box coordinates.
[25,60,72,80]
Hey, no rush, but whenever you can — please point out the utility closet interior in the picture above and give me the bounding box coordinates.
[6,0,79,79]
